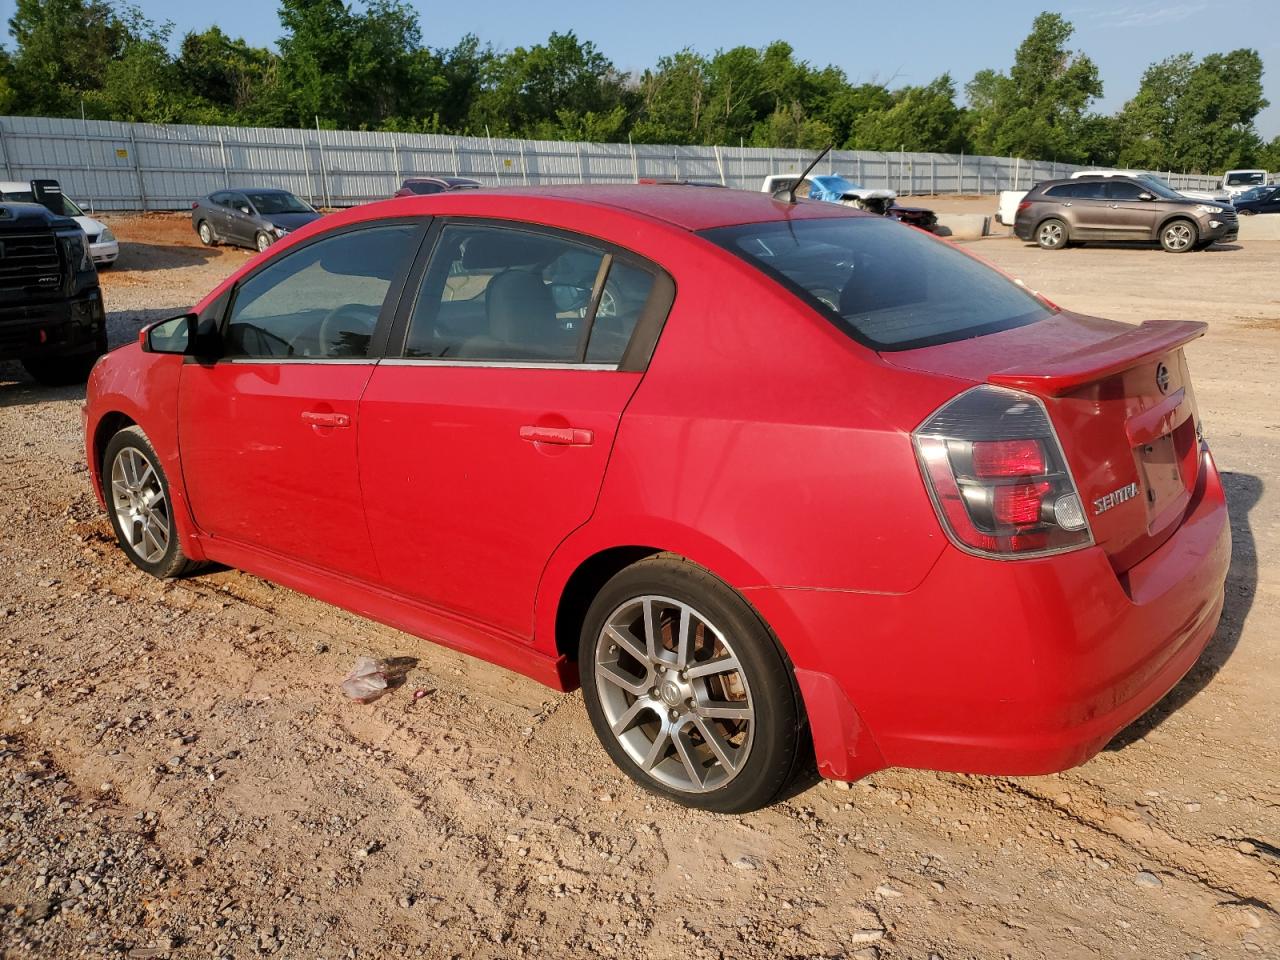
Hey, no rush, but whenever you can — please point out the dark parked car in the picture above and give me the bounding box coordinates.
[0,195,105,385]
[1233,184,1280,215]
[191,189,322,253]
[394,177,481,198]
[1015,176,1238,252]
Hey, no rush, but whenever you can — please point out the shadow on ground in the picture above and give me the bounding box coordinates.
[1107,469,1262,749]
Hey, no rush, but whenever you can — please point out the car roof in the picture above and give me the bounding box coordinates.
[377,184,864,231]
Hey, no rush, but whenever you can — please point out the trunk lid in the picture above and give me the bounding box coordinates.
[885,311,1207,572]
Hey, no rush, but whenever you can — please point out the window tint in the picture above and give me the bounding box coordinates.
[1105,180,1145,200]
[404,181,444,195]
[703,217,1053,351]
[224,224,418,360]
[1043,183,1079,198]
[404,224,607,362]
[586,260,655,363]
[209,192,229,206]
[1070,180,1105,200]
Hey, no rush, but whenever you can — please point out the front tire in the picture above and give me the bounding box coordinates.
[103,427,201,579]
[1036,218,1069,250]
[255,232,272,253]
[1161,219,1197,253]
[579,556,805,813]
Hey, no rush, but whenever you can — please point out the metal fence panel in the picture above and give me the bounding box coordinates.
[0,114,1226,211]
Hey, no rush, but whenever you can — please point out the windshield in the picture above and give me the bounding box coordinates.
[1225,171,1265,186]
[703,217,1053,351]
[247,192,313,215]
[0,190,86,217]
[1134,177,1186,200]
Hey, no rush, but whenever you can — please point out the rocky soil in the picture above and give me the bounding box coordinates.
[1,212,1276,959]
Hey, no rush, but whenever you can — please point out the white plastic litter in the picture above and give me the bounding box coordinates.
[341,656,389,703]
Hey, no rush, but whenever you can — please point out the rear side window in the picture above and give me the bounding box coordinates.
[1043,183,1079,198]
[225,224,418,359]
[403,223,659,365]
[702,217,1054,351]
[1069,181,1105,199]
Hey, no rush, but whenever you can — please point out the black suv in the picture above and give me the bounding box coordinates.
[1,195,106,385]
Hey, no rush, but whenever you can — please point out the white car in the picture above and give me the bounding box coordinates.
[0,180,119,268]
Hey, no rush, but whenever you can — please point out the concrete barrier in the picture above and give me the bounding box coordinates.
[935,213,990,240]
[1237,214,1280,241]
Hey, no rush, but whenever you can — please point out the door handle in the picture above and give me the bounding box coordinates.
[301,411,351,428]
[520,425,593,446]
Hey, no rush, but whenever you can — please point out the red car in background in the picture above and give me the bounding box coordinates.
[84,186,1229,813]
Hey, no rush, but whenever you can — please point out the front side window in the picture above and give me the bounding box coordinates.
[703,216,1054,351]
[404,223,656,364]
[1105,180,1145,201]
[224,223,418,359]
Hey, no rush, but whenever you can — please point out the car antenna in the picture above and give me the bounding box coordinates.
[785,144,834,204]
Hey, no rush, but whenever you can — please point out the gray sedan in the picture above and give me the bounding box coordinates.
[191,189,322,252]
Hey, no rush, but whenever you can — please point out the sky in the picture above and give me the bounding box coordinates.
[4,0,1278,140]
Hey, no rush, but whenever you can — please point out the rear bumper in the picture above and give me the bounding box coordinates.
[750,446,1230,781]
[0,287,105,361]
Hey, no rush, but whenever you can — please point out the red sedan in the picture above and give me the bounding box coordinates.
[84,186,1230,813]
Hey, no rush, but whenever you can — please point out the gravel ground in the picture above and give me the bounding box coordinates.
[1,211,1277,959]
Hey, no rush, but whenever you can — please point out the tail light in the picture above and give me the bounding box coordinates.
[913,385,1092,558]
[1017,201,1032,211]
[191,202,199,210]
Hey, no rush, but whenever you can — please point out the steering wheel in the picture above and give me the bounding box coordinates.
[317,303,378,357]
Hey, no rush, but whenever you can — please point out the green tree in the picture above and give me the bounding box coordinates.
[966,11,1102,163]
[852,74,967,152]
[628,49,709,144]
[467,31,626,138]
[175,27,282,124]
[6,0,130,115]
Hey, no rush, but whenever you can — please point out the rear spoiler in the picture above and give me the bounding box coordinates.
[988,320,1207,396]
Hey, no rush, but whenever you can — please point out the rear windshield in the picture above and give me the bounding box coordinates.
[702,216,1053,350]
[1226,171,1264,186]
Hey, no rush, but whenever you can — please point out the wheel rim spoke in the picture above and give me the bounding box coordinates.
[685,654,739,680]
[598,661,649,697]
[610,698,652,736]
[675,606,692,669]
[692,716,736,772]
[605,623,647,665]
[640,726,670,772]
[672,728,705,789]
[698,701,752,721]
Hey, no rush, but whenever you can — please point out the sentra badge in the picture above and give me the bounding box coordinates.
[1094,481,1138,515]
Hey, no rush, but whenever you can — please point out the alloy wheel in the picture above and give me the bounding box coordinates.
[198,222,213,245]
[1163,222,1194,251]
[1038,221,1064,247]
[109,447,170,564]
[593,595,754,794]
[256,232,271,252]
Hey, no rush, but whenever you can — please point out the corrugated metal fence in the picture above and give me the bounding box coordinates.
[0,115,1223,212]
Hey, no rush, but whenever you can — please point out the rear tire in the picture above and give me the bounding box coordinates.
[578,556,806,814]
[1160,219,1197,253]
[102,426,202,579]
[1239,208,1256,216]
[197,220,216,246]
[1035,218,1069,250]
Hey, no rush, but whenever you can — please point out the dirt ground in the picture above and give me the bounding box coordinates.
[1,209,1277,960]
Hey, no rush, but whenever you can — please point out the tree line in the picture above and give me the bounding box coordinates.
[2,1,1277,174]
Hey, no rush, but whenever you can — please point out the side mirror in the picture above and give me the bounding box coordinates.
[140,313,196,354]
